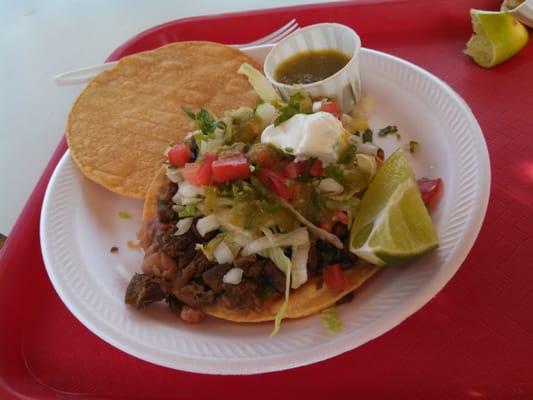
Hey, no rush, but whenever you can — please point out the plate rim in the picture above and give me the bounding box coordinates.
[40,46,490,375]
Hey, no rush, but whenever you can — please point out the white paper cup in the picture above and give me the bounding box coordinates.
[264,23,361,113]
[506,0,533,28]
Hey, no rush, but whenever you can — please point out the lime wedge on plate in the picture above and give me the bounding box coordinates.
[464,9,529,68]
[349,149,438,265]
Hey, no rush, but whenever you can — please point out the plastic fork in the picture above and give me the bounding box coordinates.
[54,19,299,86]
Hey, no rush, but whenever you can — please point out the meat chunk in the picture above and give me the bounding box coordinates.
[332,222,349,240]
[202,264,232,293]
[221,279,260,309]
[157,182,178,223]
[262,260,286,293]
[307,242,318,275]
[173,282,215,307]
[233,254,257,269]
[156,227,194,258]
[174,252,214,289]
[125,274,166,308]
[243,260,264,278]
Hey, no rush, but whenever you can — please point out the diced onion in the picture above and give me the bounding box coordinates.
[222,268,244,285]
[255,102,277,126]
[178,182,204,199]
[312,101,322,113]
[318,178,344,193]
[214,241,235,264]
[196,215,220,237]
[175,217,193,236]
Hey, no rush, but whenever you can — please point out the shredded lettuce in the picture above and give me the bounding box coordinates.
[242,227,309,256]
[278,199,343,249]
[260,247,292,337]
[321,306,344,332]
[291,243,309,289]
[197,234,225,261]
[238,63,281,104]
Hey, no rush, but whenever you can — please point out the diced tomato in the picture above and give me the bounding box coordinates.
[417,178,443,210]
[284,160,306,179]
[333,211,349,225]
[211,154,251,183]
[167,144,191,167]
[256,168,294,200]
[323,264,349,291]
[183,153,215,186]
[321,101,340,116]
[309,159,323,177]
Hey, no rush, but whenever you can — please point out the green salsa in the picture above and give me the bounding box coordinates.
[275,49,351,85]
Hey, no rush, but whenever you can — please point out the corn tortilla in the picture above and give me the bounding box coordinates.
[67,41,261,199]
[143,168,380,322]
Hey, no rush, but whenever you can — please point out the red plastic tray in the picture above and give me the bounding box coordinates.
[1,0,532,398]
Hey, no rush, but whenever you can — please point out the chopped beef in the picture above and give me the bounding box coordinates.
[157,182,178,223]
[125,274,166,309]
[307,242,318,274]
[317,240,358,269]
[202,264,232,293]
[177,246,196,270]
[233,254,257,269]
[221,279,260,309]
[173,282,215,308]
[166,294,182,315]
[174,252,214,289]
[243,260,264,278]
[193,252,215,277]
[157,227,194,258]
[332,222,349,240]
[189,137,199,161]
[159,181,178,202]
[262,260,286,293]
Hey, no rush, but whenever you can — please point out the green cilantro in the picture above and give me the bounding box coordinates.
[274,92,312,126]
[178,204,197,218]
[325,164,344,183]
[409,140,419,153]
[182,107,224,134]
[362,128,373,143]
[284,147,294,153]
[310,189,326,208]
[261,200,279,213]
[338,144,357,164]
[378,125,398,136]
[118,211,130,220]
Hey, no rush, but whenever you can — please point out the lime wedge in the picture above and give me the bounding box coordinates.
[349,149,438,265]
[464,9,529,68]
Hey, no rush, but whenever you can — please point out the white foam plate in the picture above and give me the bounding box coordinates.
[40,44,490,374]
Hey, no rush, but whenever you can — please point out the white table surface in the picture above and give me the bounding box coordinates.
[0,0,336,235]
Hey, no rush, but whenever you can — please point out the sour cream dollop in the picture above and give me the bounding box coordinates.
[260,112,347,164]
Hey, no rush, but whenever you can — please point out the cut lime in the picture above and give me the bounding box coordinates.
[464,9,529,68]
[349,149,438,265]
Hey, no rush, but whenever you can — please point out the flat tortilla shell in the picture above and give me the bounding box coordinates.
[67,41,261,199]
[144,169,380,322]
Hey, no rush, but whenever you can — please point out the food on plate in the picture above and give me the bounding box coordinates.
[124,78,440,333]
[66,42,261,198]
[464,9,529,68]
